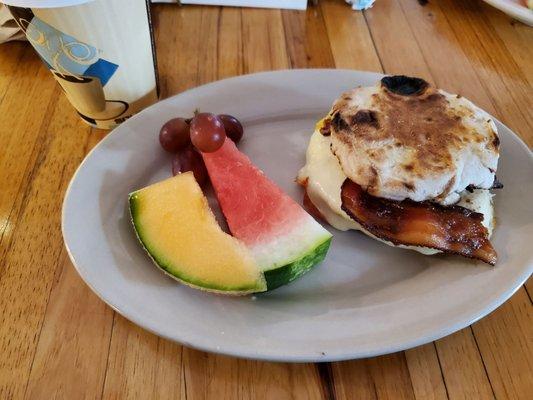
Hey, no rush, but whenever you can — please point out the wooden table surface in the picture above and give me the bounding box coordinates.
[0,1,532,399]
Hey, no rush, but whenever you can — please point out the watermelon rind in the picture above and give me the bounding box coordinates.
[244,214,333,290]
[263,236,332,290]
[129,192,268,295]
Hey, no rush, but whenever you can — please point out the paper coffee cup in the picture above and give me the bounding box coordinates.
[5,0,159,129]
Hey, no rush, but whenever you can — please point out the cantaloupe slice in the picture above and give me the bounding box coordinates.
[129,172,267,294]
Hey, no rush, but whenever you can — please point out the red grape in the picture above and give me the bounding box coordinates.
[218,114,243,144]
[190,113,226,153]
[172,146,208,186]
[159,118,190,153]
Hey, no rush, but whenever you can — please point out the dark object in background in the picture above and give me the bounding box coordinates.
[381,75,429,96]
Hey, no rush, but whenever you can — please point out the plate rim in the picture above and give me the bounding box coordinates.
[62,68,533,362]
[482,0,533,26]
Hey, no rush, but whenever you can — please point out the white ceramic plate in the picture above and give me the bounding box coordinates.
[62,69,533,362]
[483,0,533,26]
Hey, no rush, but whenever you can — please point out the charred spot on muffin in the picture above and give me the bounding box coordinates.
[381,75,429,96]
[403,182,415,191]
[351,110,379,128]
[331,112,350,132]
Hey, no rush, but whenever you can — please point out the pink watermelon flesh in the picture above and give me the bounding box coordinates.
[202,139,309,246]
[201,138,332,289]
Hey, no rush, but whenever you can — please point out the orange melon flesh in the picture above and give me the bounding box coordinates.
[129,172,267,294]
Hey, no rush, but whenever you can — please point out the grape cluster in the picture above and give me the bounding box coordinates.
[159,113,244,186]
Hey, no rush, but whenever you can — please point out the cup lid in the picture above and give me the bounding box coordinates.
[2,0,94,8]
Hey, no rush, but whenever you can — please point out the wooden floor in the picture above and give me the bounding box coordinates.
[0,0,532,399]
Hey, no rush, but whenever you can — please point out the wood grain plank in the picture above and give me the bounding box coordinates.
[332,354,417,400]
[23,129,113,400]
[405,344,448,400]
[217,7,243,79]
[364,0,432,80]
[151,4,203,97]
[104,272,322,397]
[437,0,533,145]
[470,287,533,399]
[480,0,533,87]
[0,94,92,399]
[0,42,27,106]
[281,4,335,68]
[24,250,114,400]
[332,360,376,400]
[0,53,57,262]
[435,330,495,399]
[103,285,324,397]
[320,0,381,71]
[152,4,224,92]
[196,5,219,86]
[182,347,323,400]
[242,8,289,73]
[102,315,184,400]
[367,354,416,400]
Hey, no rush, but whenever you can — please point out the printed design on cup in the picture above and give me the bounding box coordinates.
[8,6,129,127]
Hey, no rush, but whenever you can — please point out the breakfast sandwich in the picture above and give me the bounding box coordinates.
[298,75,501,265]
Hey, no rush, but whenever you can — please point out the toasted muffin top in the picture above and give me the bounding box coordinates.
[329,76,499,204]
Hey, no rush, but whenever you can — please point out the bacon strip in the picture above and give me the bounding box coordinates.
[303,190,326,223]
[340,179,497,265]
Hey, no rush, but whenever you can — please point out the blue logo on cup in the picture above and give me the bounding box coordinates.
[25,15,118,85]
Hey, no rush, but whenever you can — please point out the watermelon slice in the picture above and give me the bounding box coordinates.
[202,139,332,289]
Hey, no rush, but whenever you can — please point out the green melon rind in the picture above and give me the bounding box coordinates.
[129,192,268,295]
[263,236,332,290]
